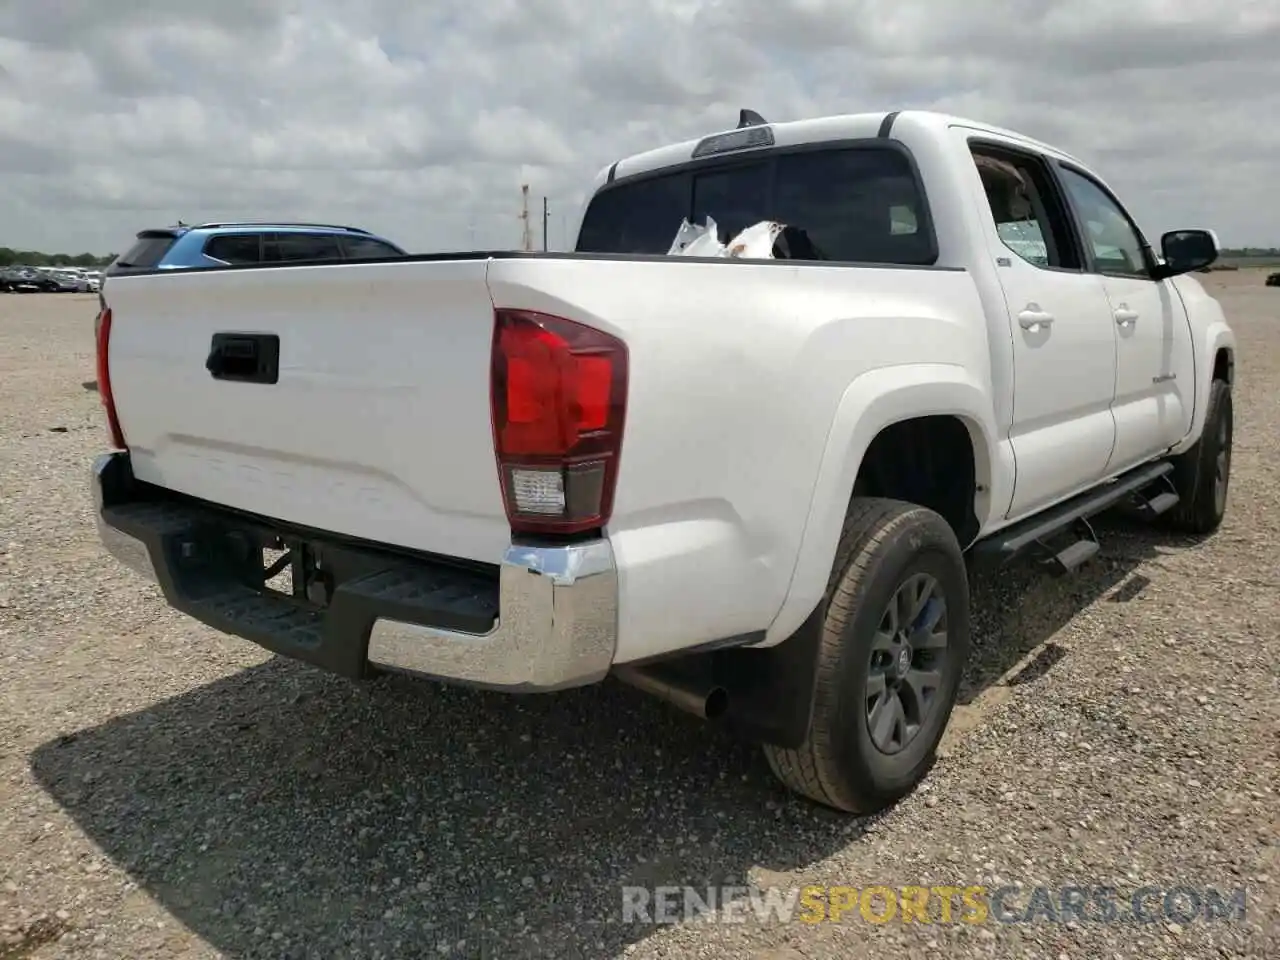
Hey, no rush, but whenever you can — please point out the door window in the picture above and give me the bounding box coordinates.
[1058,167,1150,278]
[970,145,1080,271]
[341,236,404,259]
[266,233,344,262]
[204,234,262,264]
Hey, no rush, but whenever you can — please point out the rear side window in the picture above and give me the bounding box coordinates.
[341,236,403,259]
[266,233,344,262]
[204,234,261,264]
[575,144,936,265]
[116,234,176,268]
[970,144,1080,271]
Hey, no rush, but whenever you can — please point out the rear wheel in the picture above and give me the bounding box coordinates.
[763,499,970,813]
[1166,379,1232,535]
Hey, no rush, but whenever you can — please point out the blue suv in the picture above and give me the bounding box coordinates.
[106,221,407,277]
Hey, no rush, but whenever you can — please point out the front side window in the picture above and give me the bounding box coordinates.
[1058,167,1149,278]
[575,144,936,265]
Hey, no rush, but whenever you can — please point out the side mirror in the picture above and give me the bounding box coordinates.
[1156,228,1219,279]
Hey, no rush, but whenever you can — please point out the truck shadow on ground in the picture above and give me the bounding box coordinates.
[957,512,1196,705]
[29,515,1195,959]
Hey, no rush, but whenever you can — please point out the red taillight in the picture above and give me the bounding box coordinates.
[95,307,127,450]
[490,308,628,535]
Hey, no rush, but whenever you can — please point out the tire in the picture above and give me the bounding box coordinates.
[1165,378,1233,535]
[763,498,970,814]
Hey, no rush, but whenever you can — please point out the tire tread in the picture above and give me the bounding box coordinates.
[764,498,951,813]
[1166,378,1231,534]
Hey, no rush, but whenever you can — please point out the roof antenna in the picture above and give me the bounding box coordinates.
[737,109,767,129]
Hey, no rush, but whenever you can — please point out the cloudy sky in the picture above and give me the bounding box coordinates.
[1,0,1277,256]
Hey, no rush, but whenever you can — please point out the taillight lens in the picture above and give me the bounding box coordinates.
[490,308,628,535]
[95,307,127,450]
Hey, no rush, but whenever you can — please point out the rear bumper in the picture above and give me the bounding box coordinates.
[92,452,619,691]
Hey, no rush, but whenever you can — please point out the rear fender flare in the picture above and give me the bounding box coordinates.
[763,363,1001,645]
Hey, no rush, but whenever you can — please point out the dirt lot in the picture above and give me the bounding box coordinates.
[1,280,1276,959]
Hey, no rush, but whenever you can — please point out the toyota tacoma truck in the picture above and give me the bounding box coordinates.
[90,108,1236,814]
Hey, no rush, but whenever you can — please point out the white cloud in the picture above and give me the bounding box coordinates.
[0,0,1277,254]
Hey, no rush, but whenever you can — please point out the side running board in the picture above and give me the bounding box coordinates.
[973,460,1176,573]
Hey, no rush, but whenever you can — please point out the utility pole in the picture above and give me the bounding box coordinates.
[541,196,549,251]
[519,184,533,251]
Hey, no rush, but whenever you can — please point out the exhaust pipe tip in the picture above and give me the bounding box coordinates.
[613,663,729,721]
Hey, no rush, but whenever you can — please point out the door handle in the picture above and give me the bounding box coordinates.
[1017,306,1054,330]
[1114,305,1139,325]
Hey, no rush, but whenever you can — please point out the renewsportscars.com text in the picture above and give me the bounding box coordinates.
[621,884,1248,926]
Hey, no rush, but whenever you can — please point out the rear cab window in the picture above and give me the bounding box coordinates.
[691,163,772,242]
[114,233,178,269]
[576,142,937,265]
[576,174,692,255]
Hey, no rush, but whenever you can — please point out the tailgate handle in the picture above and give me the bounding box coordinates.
[206,333,280,384]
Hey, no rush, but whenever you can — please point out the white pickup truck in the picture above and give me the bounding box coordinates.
[91,108,1236,814]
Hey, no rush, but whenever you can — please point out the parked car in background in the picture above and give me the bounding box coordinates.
[46,269,83,292]
[1,267,60,293]
[104,222,407,279]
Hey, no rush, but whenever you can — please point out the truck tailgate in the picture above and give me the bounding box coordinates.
[103,259,511,564]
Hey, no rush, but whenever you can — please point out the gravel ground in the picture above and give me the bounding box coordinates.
[1,280,1277,960]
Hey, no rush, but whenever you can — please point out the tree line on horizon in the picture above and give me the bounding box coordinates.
[1,248,117,268]
[1220,247,1280,258]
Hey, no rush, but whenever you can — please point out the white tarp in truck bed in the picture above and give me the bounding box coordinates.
[666,217,831,261]
[667,216,785,258]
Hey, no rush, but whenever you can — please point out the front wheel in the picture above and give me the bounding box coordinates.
[1166,378,1233,535]
[763,498,970,814]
